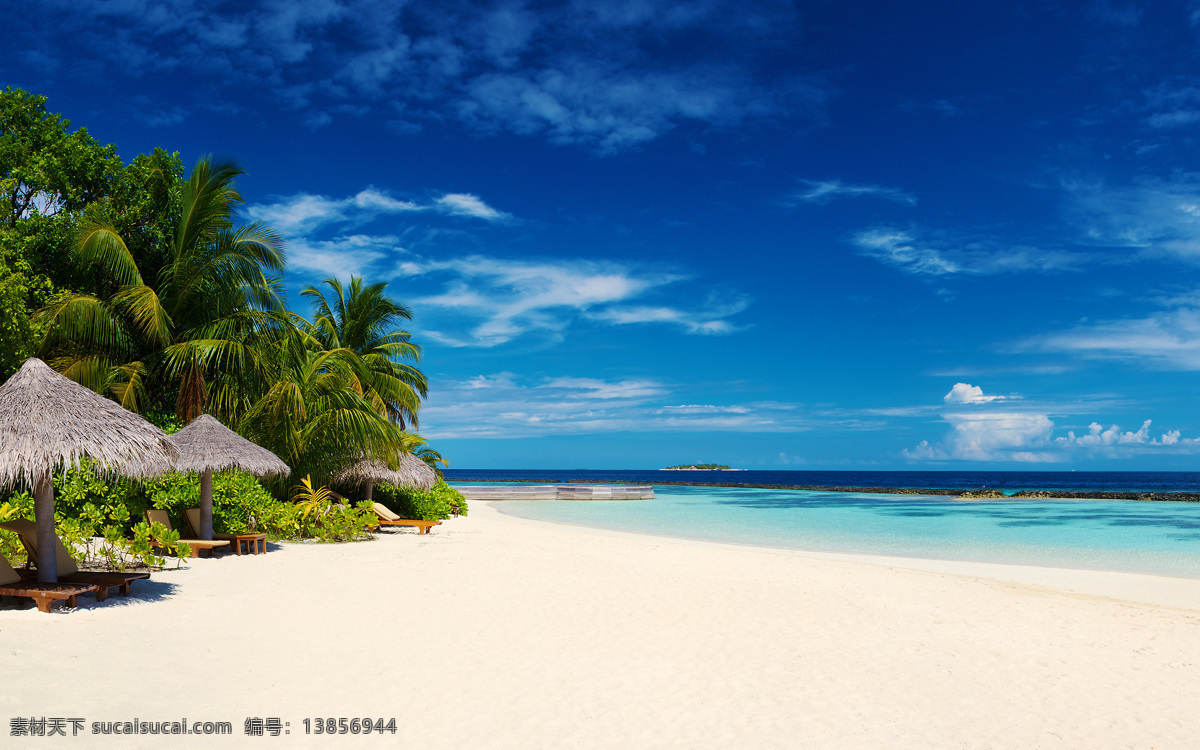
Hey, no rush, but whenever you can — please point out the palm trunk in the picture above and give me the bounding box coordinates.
[364,480,374,502]
[200,469,214,540]
[34,473,57,582]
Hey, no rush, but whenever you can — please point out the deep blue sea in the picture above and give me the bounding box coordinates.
[444,470,1200,578]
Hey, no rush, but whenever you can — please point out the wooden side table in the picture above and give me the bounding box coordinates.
[231,533,268,555]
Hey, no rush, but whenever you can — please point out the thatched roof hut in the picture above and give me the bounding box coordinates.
[0,358,177,581]
[333,453,436,500]
[169,414,289,540]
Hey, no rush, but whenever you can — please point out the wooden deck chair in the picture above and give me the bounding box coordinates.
[183,508,241,545]
[370,503,441,535]
[0,519,147,598]
[144,510,229,557]
[0,553,99,613]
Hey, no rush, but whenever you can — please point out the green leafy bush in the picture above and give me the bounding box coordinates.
[373,480,467,521]
[147,470,376,543]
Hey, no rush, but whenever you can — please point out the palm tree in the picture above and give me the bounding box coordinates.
[400,432,449,479]
[239,329,404,484]
[36,156,286,421]
[300,276,427,428]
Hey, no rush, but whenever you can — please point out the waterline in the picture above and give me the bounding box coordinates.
[481,484,1200,579]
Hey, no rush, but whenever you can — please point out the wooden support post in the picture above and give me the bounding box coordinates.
[33,473,56,583]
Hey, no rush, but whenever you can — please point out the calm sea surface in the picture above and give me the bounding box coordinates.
[444,470,1200,578]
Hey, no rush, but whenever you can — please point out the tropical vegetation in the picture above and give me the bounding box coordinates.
[0,86,458,556]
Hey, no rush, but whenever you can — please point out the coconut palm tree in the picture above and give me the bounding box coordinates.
[35,156,286,421]
[300,276,427,428]
[400,432,448,479]
[239,329,404,484]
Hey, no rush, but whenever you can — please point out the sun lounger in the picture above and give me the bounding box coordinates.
[370,503,441,535]
[144,510,230,557]
[0,553,99,612]
[182,508,241,544]
[0,519,147,598]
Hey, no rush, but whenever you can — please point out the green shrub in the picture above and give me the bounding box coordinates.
[0,464,190,570]
[374,480,466,521]
[147,471,376,543]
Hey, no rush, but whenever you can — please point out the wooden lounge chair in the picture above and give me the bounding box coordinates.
[182,508,240,544]
[370,503,441,535]
[0,519,148,598]
[144,510,229,557]
[0,553,99,613]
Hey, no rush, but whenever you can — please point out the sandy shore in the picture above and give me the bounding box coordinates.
[2,501,1199,748]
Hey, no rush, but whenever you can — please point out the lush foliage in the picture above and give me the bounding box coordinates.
[374,479,467,521]
[1,89,455,536]
[302,277,427,429]
[0,464,190,571]
[37,154,286,418]
[149,470,375,543]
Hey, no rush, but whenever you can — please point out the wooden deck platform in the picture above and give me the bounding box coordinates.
[455,485,655,501]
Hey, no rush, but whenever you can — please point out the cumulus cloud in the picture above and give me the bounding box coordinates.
[787,179,917,206]
[905,412,1058,463]
[906,387,1200,462]
[943,383,1009,404]
[22,0,821,153]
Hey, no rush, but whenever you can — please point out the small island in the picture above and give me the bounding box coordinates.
[661,464,734,470]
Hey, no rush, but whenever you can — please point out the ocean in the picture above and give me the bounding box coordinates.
[444,470,1200,578]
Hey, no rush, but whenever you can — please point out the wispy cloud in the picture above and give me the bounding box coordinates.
[853,227,1085,277]
[245,188,503,235]
[787,179,917,206]
[420,373,819,439]
[1017,305,1200,370]
[404,256,749,346]
[26,0,823,153]
[251,188,750,347]
[1063,174,1200,261]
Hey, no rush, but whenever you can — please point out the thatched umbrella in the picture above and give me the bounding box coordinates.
[169,414,290,540]
[333,452,436,501]
[0,358,177,582]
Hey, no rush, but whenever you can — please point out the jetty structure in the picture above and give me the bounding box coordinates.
[456,485,655,501]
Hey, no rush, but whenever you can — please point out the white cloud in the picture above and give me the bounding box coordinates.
[944,383,1010,404]
[1063,175,1200,260]
[245,188,500,235]
[1018,306,1200,370]
[906,388,1200,463]
[435,193,508,220]
[34,0,819,153]
[399,255,749,347]
[253,188,750,346]
[904,412,1058,463]
[418,373,819,439]
[853,227,1083,277]
[789,179,917,206]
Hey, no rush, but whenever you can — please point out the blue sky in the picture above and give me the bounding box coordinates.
[8,1,1200,470]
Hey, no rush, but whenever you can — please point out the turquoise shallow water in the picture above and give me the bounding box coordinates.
[463,484,1200,578]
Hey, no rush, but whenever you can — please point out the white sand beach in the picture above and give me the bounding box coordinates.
[2,501,1199,748]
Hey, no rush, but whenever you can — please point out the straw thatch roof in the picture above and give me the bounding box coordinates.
[0,357,178,486]
[333,452,436,492]
[169,414,290,477]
